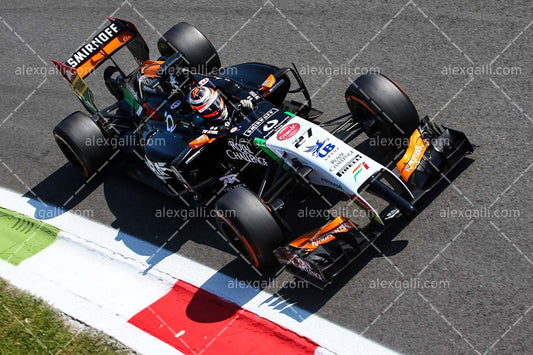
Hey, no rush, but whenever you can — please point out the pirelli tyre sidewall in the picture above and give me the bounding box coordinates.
[345,73,419,141]
[53,111,113,178]
[214,187,285,268]
[157,22,221,74]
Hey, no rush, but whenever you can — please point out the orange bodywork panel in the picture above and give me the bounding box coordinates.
[289,216,357,252]
[396,129,429,182]
[189,134,216,149]
[261,74,276,92]
[140,60,164,78]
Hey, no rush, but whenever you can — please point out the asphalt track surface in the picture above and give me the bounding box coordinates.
[0,1,532,354]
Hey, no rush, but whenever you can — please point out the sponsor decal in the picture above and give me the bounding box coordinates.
[165,111,177,133]
[170,100,182,109]
[202,127,219,135]
[310,233,335,247]
[384,207,400,220]
[230,127,239,133]
[202,130,219,135]
[142,103,158,119]
[226,141,268,166]
[263,115,292,138]
[142,84,158,94]
[305,138,336,158]
[198,78,209,86]
[309,222,353,248]
[268,78,285,93]
[329,151,363,177]
[352,161,369,182]
[219,174,245,192]
[66,23,121,68]
[404,144,425,172]
[277,123,300,141]
[169,73,180,90]
[262,119,279,132]
[144,157,171,180]
[289,257,326,282]
[247,91,260,100]
[397,129,429,182]
[243,108,279,137]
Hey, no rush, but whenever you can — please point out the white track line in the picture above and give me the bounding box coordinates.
[0,243,180,355]
[0,186,397,355]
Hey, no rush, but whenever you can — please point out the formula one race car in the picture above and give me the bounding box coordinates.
[52,18,474,288]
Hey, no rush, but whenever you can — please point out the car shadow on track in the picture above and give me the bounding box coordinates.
[190,157,474,323]
[267,157,475,322]
[23,161,234,273]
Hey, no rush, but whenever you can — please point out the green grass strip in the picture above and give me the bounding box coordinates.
[0,208,59,266]
[0,278,131,354]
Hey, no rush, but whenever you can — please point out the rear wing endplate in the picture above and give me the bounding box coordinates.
[52,17,149,114]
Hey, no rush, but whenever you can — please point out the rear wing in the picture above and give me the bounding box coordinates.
[52,17,149,114]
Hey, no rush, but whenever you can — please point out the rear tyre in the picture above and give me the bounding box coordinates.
[345,73,419,143]
[215,187,285,268]
[157,22,220,74]
[53,111,114,178]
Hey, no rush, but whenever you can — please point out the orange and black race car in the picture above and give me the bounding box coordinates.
[52,18,474,289]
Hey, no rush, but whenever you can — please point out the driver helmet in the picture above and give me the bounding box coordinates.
[187,86,228,124]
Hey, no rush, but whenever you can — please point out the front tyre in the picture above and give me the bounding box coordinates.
[53,111,114,178]
[215,187,285,268]
[345,73,419,143]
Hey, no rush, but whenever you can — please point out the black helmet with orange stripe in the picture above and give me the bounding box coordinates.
[187,86,228,124]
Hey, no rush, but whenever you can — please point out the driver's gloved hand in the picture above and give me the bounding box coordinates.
[239,99,254,112]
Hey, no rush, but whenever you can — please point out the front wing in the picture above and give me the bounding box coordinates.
[274,121,474,289]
